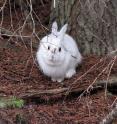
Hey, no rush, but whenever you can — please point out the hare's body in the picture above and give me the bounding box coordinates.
[36,22,82,82]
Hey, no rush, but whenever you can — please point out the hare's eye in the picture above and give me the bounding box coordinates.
[58,47,61,52]
[48,46,50,50]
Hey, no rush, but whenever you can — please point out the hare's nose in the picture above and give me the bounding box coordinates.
[51,48,56,54]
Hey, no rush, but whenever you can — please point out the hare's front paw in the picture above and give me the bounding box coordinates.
[51,78,64,83]
[52,78,57,82]
[57,78,64,83]
[66,69,76,78]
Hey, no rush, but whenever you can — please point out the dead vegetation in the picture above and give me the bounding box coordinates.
[0,0,117,124]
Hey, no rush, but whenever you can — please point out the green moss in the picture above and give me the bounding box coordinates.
[0,96,24,108]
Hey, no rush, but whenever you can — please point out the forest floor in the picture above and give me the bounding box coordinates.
[0,1,117,124]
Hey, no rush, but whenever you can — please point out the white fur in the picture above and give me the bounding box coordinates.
[36,22,82,82]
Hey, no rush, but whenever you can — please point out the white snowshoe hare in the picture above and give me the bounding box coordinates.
[36,22,82,82]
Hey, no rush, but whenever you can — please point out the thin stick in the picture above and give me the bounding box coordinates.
[54,0,56,8]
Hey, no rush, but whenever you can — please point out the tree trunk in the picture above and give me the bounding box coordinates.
[50,0,117,55]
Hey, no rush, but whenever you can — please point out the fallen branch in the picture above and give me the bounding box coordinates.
[0,27,31,38]
[0,27,13,36]
[19,88,69,99]
[95,76,117,87]
[0,27,38,49]
[19,77,117,99]
[19,76,117,101]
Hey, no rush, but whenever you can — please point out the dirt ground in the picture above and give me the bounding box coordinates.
[0,1,117,124]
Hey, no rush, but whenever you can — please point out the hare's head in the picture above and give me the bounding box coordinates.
[41,22,68,66]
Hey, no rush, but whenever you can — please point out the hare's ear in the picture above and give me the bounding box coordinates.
[51,21,58,36]
[59,24,68,40]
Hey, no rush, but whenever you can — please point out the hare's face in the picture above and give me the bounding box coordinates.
[41,36,66,66]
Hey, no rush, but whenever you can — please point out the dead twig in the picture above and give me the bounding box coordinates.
[100,104,117,124]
